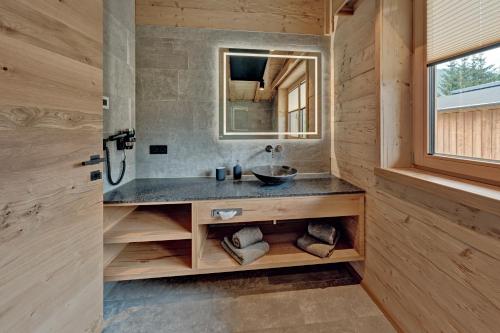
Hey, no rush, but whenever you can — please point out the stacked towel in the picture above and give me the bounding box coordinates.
[297,222,340,258]
[232,226,263,248]
[221,226,269,265]
[308,221,337,245]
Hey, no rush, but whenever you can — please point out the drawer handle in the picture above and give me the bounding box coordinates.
[212,208,242,220]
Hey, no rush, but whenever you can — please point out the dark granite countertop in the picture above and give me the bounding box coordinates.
[104,176,364,204]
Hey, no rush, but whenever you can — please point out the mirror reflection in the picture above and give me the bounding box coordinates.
[219,49,321,139]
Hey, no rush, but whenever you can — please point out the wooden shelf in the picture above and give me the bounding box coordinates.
[104,206,192,244]
[198,232,363,273]
[104,243,127,268]
[104,241,192,281]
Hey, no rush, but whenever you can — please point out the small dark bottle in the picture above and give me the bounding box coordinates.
[233,161,242,180]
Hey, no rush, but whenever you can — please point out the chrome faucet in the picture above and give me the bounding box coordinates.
[265,145,283,153]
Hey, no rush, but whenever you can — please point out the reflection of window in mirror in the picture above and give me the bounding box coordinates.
[287,77,308,138]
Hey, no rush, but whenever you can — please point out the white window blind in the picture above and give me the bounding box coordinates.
[427,0,500,64]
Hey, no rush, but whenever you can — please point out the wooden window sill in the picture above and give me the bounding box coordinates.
[374,167,500,217]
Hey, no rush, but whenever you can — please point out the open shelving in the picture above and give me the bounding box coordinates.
[197,217,363,273]
[104,205,191,244]
[198,232,361,272]
[104,241,192,281]
[103,194,365,281]
[103,204,194,281]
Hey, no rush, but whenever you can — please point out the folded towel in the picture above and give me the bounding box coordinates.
[308,222,337,245]
[232,226,263,248]
[221,237,270,265]
[296,232,340,258]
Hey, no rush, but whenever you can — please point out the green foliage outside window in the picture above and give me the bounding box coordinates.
[438,54,500,96]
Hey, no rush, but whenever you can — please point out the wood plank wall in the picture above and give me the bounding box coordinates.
[0,0,103,331]
[136,0,326,35]
[331,0,500,332]
[436,106,500,160]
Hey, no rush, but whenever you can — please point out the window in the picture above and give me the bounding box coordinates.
[287,80,307,137]
[428,46,500,161]
[413,0,500,185]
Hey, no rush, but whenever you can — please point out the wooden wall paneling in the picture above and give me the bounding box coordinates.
[0,0,103,332]
[136,0,325,35]
[324,0,332,35]
[376,0,413,169]
[0,0,102,68]
[331,0,500,331]
[331,0,377,189]
[15,0,102,42]
[366,191,500,333]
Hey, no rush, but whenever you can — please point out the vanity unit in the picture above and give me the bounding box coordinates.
[103,177,365,281]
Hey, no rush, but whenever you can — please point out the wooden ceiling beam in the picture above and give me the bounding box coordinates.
[330,0,357,33]
[332,0,351,16]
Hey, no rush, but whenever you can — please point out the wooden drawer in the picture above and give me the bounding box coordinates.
[193,194,364,225]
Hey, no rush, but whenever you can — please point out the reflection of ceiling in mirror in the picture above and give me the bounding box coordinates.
[228,51,303,103]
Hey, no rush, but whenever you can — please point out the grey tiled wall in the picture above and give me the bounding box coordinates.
[136,26,331,178]
[103,0,135,191]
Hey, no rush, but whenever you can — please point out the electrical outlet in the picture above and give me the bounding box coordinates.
[150,145,168,154]
[103,96,110,110]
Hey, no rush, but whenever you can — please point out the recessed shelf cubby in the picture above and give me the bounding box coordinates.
[104,204,192,244]
[197,217,362,273]
[104,240,192,281]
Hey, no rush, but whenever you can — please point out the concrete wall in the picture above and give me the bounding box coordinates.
[103,0,136,192]
[135,26,331,178]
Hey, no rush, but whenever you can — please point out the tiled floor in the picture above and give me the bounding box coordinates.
[103,264,395,333]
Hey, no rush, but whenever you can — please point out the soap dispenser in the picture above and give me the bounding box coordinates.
[233,160,242,180]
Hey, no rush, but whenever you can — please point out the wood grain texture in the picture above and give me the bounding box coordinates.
[103,205,137,233]
[135,0,325,35]
[331,0,500,331]
[104,241,192,281]
[104,243,127,268]
[104,205,192,243]
[194,195,364,225]
[376,0,412,169]
[435,106,500,161]
[198,232,362,273]
[104,196,365,281]
[0,0,103,332]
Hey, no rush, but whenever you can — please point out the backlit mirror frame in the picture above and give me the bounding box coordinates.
[219,49,322,139]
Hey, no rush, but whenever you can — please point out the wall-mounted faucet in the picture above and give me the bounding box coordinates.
[265,145,283,153]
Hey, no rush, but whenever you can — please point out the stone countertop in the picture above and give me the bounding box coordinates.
[103,176,364,204]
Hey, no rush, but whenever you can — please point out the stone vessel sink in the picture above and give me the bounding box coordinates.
[251,165,298,185]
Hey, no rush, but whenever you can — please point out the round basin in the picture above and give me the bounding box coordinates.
[251,165,298,185]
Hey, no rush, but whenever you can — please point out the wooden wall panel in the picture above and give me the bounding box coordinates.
[331,0,500,331]
[377,0,413,168]
[136,0,325,35]
[0,0,103,332]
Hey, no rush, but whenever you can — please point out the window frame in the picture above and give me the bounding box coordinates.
[413,0,500,186]
[287,77,308,138]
